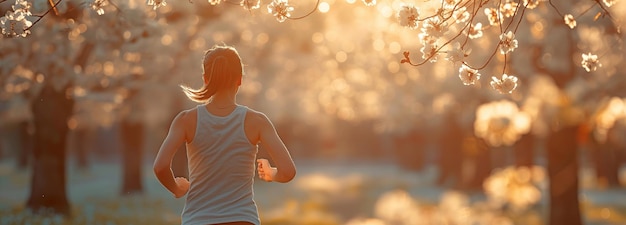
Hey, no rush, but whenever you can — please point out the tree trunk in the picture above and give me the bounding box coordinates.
[546,126,581,225]
[461,136,491,191]
[394,129,425,171]
[436,115,463,188]
[590,137,621,188]
[26,84,74,216]
[120,120,144,195]
[514,133,534,167]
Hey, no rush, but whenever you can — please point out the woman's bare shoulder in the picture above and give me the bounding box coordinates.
[244,106,271,125]
[173,107,198,124]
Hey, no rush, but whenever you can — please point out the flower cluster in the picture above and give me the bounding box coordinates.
[362,0,376,7]
[146,0,167,10]
[593,97,626,143]
[490,74,519,94]
[499,1,518,18]
[458,64,480,85]
[142,0,298,22]
[267,0,294,22]
[484,166,545,211]
[393,0,619,96]
[564,14,576,29]
[581,52,602,72]
[484,7,502,26]
[445,42,466,63]
[395,2,525,94]
[397,5,419,29]
[466,22,483,39]
[241,0,261,10]
[523,0,541,9]
[0,0,32,37]
[474,100,531,147]
[208,0,221,6]
[499,31,518,55]
[90,0,108,15]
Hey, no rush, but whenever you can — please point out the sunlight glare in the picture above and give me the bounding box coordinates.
[67,118,78,130]
[312,32,324,43]
[103,62,115,76]
[377,4,393,18]
[241,30,253,42]
[265,88,278,100]
[387,61,400,74]
[256,33,269,46]
[338,106,356,120]
[531,21,545,39]
[161,34,173,46]
[336,51,348,62]
[373,39,385,52]
[318,1,330,13]
[393,72,406,85]
[345,0,356,4]
[388,41,401,54]
[331,78,349,93]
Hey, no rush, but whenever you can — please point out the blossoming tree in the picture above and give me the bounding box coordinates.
[0,0,169,215]
[394,0,623,224]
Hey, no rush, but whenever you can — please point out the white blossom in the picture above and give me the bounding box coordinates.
[90,0,108,15]
[564,14,576,29]
[420,40,438,62]
[500,1,518,18]
[397,5,419,29]
[267,0,294,23]
[603,0,616,7]
[1,10,32,37]
[452,7,470,23]
[474,100,531,147]
[467,22,483,39]
[458,64,480,85]
[484,166,544,211]
[490,74,519,94]
[146,0,167,10]
[241,0,261,10]
[523,0,540,9]
[442,0,460,9]
[445,42,465,63]
[208,0,221,5]
[362,0,376,6]
[420,17,448,42]
[12,0,32,15]
[581,52,602,72]
[499,31,518,54]
[484,7,502,26]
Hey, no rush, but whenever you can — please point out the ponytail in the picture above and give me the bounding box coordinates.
[180,46,243,103]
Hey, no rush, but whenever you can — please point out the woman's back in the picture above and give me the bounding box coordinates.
[153,45,295,225]
[182,105,260,225]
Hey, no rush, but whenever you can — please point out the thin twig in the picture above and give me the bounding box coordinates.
[24,0,64,31]
[288,0,320,20]
[548,0,563,18]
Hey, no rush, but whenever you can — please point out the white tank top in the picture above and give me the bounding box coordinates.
[181,104,260,225]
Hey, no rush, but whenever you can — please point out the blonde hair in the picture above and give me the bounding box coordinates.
[180,45,244,103]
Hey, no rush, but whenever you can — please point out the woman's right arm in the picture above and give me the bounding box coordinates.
[257,113,296,183]
[153,111,190,198]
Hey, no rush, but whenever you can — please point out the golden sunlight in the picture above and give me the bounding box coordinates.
[318,1,330,13]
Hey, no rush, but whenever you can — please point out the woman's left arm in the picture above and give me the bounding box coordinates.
[153,111,189,198]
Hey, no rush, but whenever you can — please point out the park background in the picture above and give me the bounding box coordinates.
[1,0,626,224]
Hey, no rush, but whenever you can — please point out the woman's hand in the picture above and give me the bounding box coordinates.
[257,159,277,182]
[173,177,190,198]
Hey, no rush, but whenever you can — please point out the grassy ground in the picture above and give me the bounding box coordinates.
[1,159,625,225]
